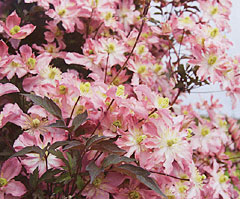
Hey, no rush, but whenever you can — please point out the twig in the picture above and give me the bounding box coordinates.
[149,170,190,181]
[104,53,110,83]
[170,88,181,106]
[110,1,151,84]
[67,96,81,126]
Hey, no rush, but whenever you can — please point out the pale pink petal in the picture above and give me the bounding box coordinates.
[5,180,26,197]
[6,11,21,29]
[65,52,85,65]
[0,83,19,97]
[1,158,22,181]
[0,40,8,58]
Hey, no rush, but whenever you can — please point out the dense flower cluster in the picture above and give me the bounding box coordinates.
[0,0,240,198]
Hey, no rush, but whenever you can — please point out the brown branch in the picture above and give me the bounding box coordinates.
[149,170,190,181]
[110,1,151,85]
[104,53,110,83]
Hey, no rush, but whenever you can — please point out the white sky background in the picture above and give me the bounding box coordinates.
[182,0,240,118]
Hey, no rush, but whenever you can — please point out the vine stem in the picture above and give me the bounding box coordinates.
[110,1,151,85]
[104,53,109,83]
[67,96,81,126]
[170,88,181,106]
[149,170,190,181]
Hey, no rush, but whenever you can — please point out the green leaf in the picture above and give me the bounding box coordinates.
[54,186,64,194]
[48,141,70,151]
[76,175,85,190]
[117,164,166,198]
[39,169,63,183]
[85,135,108,150]
[86,161,103,184]
[29,167,39,189]
[23,94,63,119]
[91,140,126,155]
[10,146,44,159]
[102,154,134,168]
[48,119,68,130]
[55,172,71,184]
[71,110,88,132]
[66,152,77,175]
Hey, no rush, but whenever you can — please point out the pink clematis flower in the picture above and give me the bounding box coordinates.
[0,158,26,198]
[14,132,66,176]
[0,11,35,40]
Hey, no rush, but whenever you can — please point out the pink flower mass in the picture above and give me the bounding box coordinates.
[0,0,240,198]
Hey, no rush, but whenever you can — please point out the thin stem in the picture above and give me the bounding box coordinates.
[104,53,109,83]
[170,88,181,106]
[86,9,94,38]
[93,22,104,39]
[149,170,190,181]
[110,1,151,84]
[67,96,81,126]
[222,156,240,160]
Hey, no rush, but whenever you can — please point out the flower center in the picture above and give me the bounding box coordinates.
[32,118,40,128]
[157,97,169,109]
[128,190,141,199]
[93,177,102,187]
[178,185,188,193]
[167,138,178,147]
[11,61,20,68]
[107,43,116,54]
[137,65,146,74]
[113,120,122,128]
[10,25,21,35]
[210,28,219,38]
[58,9,66,17]
[180,16,192,24]
[58,85,68,95]
[211,7,218,15]
[27,57,36,70]
[201,127,210,136]
[219,174,228,183]
[48,70,56,79]
[0,177,7,187]
[55,28,62,37]
[80,82,91,94]
[116,85,125,97]
[207,55,217,66]
[137,45,145,55]
[105,12,113,21]
[136,135,147,144]
[88,49,94,55]
[154,64,162,73]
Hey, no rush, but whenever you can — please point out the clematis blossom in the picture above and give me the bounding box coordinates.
[0,11,35,40]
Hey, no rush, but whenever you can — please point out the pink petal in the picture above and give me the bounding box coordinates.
[0,83,19,97]
[1,158,22,181]
[0,40,8,58]
[5,180,26,197]
[19,44,32,58]
[20,24,36,35]
[6,11,21,29]
[65,52,85,65]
